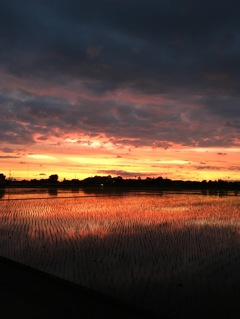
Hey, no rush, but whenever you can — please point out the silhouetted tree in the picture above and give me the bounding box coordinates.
[48,174,58,183]
[0,173,6,185]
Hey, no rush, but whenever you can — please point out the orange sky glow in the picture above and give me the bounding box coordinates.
[1,132,239,181]
[0,1,240,182]
[0,75,240,182]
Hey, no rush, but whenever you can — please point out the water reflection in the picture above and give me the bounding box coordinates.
[82,186,128,196]
[48,188,58,196]
[201,189,240,197]
[0,188,5,199]
[0,192,240,318]
[1,186,239,200]
[1,211,240,318]
[71,188,80,194]
[81,187,166,198]
[1,188,86,200]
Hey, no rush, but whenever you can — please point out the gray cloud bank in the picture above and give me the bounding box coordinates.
[0,0,240,149]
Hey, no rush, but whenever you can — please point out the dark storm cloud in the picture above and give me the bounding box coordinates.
[0,91,66,144]
[202,95,240,118]
[0,88,239,148]
[0,0,240,149]
[1,0,240,93]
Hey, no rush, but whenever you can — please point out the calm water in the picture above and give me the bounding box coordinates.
[0,188,240,318]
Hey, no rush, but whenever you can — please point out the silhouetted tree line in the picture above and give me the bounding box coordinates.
[0,173,239,191]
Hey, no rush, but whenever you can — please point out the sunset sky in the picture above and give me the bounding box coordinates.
[0,0,240,181]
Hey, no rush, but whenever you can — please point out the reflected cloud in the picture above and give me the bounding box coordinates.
[0,193,240,317]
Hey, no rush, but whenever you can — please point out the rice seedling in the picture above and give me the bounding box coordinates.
[0,189,239,317]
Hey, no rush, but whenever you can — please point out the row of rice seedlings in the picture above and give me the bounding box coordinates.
[0,198,229,276]
[0,193,240,315]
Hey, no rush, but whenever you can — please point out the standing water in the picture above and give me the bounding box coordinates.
[0,187,240,318]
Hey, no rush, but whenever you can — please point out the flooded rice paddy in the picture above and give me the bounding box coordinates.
[0,188,240,318]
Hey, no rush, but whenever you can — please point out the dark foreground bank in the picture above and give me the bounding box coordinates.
[0,256,167,319]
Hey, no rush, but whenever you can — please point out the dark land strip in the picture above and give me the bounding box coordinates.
[0,256,168,319]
